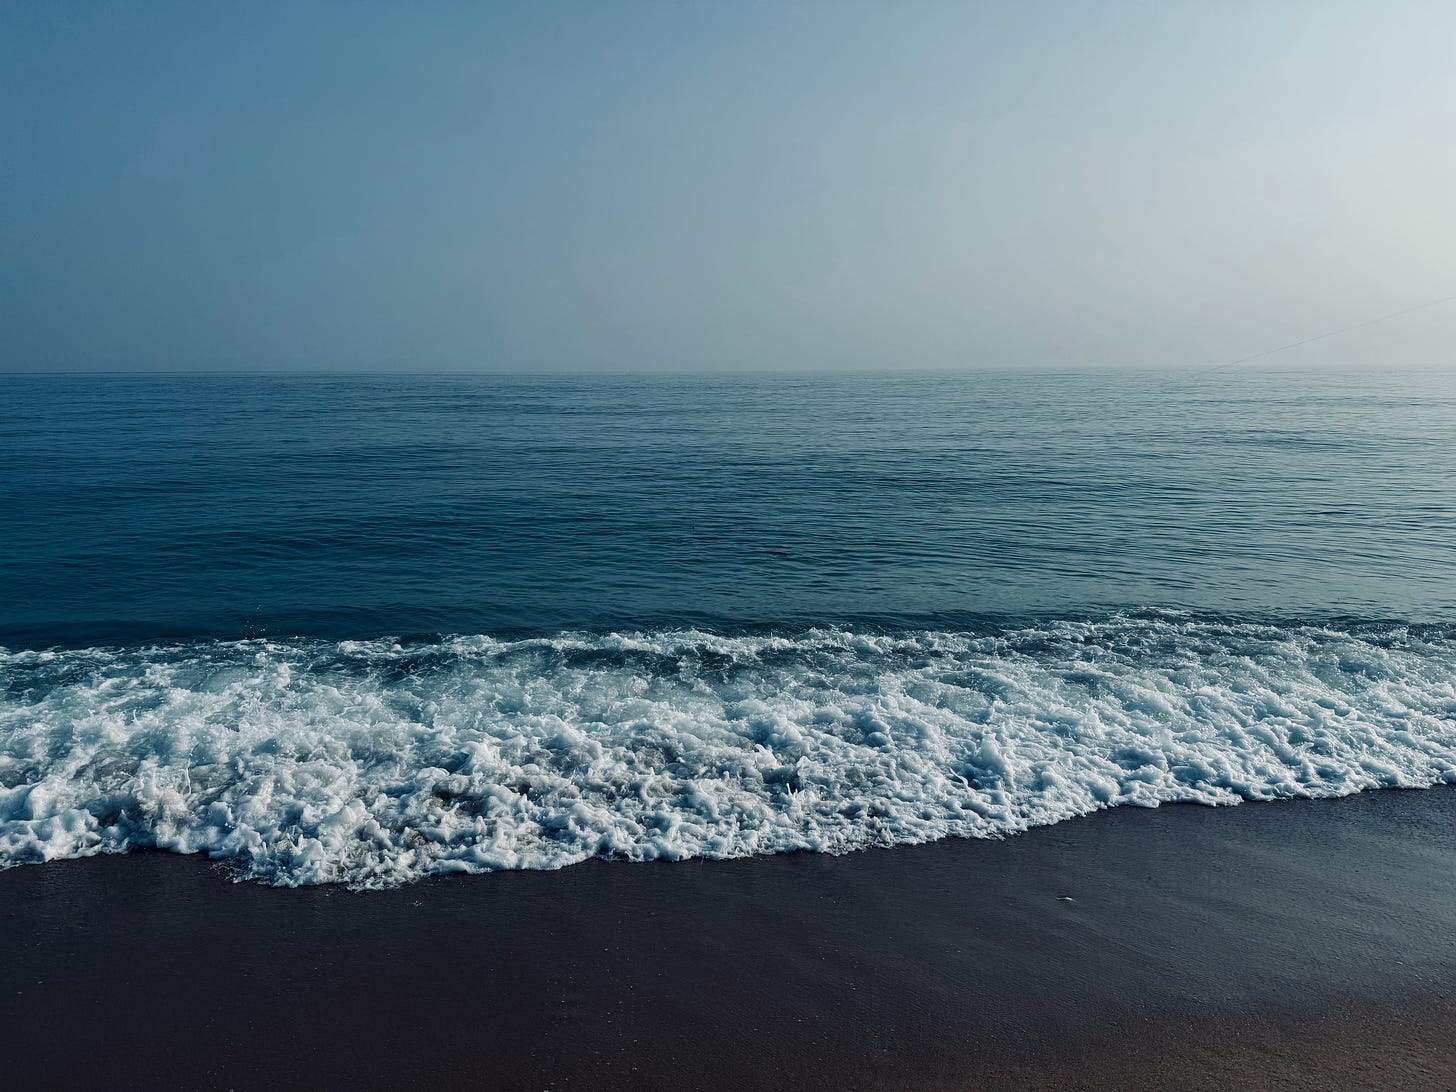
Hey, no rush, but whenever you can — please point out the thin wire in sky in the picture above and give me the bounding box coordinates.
[1211,290,1456,373]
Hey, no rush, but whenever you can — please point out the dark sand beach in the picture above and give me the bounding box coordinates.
[4,786,1456,1090]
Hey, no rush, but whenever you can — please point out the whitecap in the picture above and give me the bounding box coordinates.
[2,616,1454,888]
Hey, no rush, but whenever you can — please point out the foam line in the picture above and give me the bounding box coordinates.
[3,617,1454,887]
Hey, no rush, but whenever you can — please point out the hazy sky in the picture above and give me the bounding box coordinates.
[4,1,1454,372]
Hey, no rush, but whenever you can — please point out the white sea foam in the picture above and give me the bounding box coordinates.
[2,617,1455,887]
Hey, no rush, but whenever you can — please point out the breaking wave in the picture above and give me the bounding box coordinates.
[3,615,1455,888]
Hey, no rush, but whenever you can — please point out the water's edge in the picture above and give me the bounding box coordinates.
[4,614,1455,888]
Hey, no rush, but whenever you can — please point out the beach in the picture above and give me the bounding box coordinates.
[5,786,1455,1090]
[5,371,1456,1090]
[8,4,1456,1087]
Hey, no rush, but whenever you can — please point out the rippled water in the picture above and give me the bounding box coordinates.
[2,370,1455,884]
[4,370,1455,646]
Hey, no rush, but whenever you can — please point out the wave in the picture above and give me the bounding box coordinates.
[2,616,1455,888]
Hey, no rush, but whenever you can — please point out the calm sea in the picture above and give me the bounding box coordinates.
[4,369,1455,646]
[2,370,1455,886]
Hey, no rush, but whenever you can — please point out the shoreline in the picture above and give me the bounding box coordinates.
[4,787,1456,1089]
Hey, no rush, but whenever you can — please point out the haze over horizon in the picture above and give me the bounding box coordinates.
[4,1,1454,374]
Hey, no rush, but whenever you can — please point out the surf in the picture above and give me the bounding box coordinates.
[3,614,1454,887]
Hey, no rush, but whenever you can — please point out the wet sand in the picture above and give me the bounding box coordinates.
[4,787,1456,1090]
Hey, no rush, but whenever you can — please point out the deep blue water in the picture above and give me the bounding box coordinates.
[3,370,1455,647]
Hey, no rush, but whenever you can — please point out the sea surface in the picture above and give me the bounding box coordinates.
[2,370,1455,886]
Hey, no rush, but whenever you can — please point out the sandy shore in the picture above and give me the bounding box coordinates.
[4,787,1456,1090]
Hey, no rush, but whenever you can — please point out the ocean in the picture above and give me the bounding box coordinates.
[2,369,1455,886]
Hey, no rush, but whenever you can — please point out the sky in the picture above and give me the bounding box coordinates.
[3,1,1455,373]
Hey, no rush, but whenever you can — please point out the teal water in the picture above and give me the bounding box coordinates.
[3,370,1455,646]
[3,370,1456,886]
